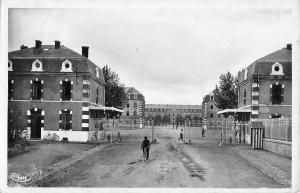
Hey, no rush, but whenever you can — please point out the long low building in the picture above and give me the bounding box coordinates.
[145,104,202,126]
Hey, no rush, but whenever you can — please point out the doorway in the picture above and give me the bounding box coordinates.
[30,110,41,139]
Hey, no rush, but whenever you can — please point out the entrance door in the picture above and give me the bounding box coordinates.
[31,111,41,139]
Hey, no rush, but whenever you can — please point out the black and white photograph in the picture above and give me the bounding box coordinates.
[0,0,299,192]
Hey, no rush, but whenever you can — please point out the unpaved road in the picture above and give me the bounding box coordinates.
[35,127,282,188]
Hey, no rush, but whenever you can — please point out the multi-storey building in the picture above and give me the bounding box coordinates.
[201,92,221,130]
[8,40,121,142]
[145,104,202,126]
[237,44,292,119]
[121,87,145,128]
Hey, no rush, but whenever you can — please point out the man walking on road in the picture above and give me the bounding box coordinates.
[141,136,150,161]
[178,129,184,141]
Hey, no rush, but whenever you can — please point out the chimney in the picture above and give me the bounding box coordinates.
[286,44,292,50]
[35,40,42,49]
[82,46,89,58]
[20,45,28,50]
[54,40,61,49]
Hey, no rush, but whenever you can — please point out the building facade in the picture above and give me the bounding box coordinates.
[8,40,109,142]
[145,104,202,126]
[201,92,221,130]
[121,87,145,128]
[237,44,292,119]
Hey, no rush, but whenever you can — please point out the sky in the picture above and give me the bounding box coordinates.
[8,0,294,105]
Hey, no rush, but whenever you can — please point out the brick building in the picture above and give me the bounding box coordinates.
[8,40,121,142]
[121,87,145,128]
[237,44,292,119]
[145,104,202,126]
[201,92,221,130]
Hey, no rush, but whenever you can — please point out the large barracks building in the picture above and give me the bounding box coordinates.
[8,40,121,142]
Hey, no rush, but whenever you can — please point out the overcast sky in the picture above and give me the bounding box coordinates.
[8,0,294,105]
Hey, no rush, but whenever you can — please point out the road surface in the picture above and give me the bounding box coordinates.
[35,127,282,188]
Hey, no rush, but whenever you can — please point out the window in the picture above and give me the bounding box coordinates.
[210,105,213,109]
[210,113,213,118]
[62,81,71,100]
[270,62,284,75]
[134,102,137,108]
[243,89,247,106]
[61,110,72,130]
[8,60,13,71]
[126,111,129,116]
[8,80,13,99]
[271,84,283,105]
[32,80,42,100]
[127,103,129,108]
[60,60,72,72]
[31,59,43,71]
[96,87,99,104]
[134,111,137,116]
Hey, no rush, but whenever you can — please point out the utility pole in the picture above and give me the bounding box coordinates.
[151,117,154,142]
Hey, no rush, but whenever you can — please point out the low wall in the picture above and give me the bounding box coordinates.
[263,138,291,158]
[41,129,89,142]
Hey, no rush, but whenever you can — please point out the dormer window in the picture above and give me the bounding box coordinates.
[31,59,43,72]
[270,62,284,76]
[244,69,247,80]
[8,60,13,71]
[96,67,100,78]
[60,60,73,72]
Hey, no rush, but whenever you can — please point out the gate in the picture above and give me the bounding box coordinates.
[250,121,264,150]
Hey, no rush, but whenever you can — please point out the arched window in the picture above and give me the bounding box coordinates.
[270,62,284,75]
[61,60,73,72]
[31,59,43,71]
[8,60,13,71]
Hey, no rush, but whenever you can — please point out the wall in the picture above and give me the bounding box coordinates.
[263,138,291,158]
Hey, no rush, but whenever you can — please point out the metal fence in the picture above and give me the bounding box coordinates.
[261,118,292,141]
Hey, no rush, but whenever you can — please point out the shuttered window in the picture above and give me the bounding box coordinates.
[32,80,42,100]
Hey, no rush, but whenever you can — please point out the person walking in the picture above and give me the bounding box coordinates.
[141,136,151,161]
[178,129,184,141]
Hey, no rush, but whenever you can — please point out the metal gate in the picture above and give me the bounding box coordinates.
[250,122,264,150]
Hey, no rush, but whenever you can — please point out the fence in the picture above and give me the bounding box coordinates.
[261,118,292,141]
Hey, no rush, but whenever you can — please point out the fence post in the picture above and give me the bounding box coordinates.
[285,119,288,141]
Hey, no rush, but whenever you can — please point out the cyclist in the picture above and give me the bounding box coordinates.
[141,136,150,161]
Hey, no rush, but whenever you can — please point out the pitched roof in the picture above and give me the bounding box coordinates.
[238,46,292,82]
[125,87,141,94]
[8,45,85,59]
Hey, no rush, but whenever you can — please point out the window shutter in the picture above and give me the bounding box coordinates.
[41,81,43,100]
[270,85,273,104]
[71,81,73,101]
[30,80,33,100]
[281,86,284,104]
[60,81,62,100]
[59,112,62,130]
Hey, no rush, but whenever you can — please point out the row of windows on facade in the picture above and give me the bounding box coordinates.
[126,111,139,116]
[241,83,284,106]
[8,60,102,78]
[145,108,201,113]
[8,79,101,103]
[127,94,144,100]
[126,102,138,108]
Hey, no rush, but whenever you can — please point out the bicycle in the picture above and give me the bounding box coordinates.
[44,132,60,141]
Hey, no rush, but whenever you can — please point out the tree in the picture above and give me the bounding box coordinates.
[8,105,27,146]
[154,114,162,126]
[102,65,127,109]
[175,114,184,125]
[162,114,171,125]
[213,72,238,110]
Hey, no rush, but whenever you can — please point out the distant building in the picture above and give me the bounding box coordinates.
[201,92,221,130]
[237,44,292,119]
[8,40,117,142]
[121,87,145,128]
[145,104,202,127]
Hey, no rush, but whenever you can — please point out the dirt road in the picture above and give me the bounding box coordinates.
[35,127,283,188]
